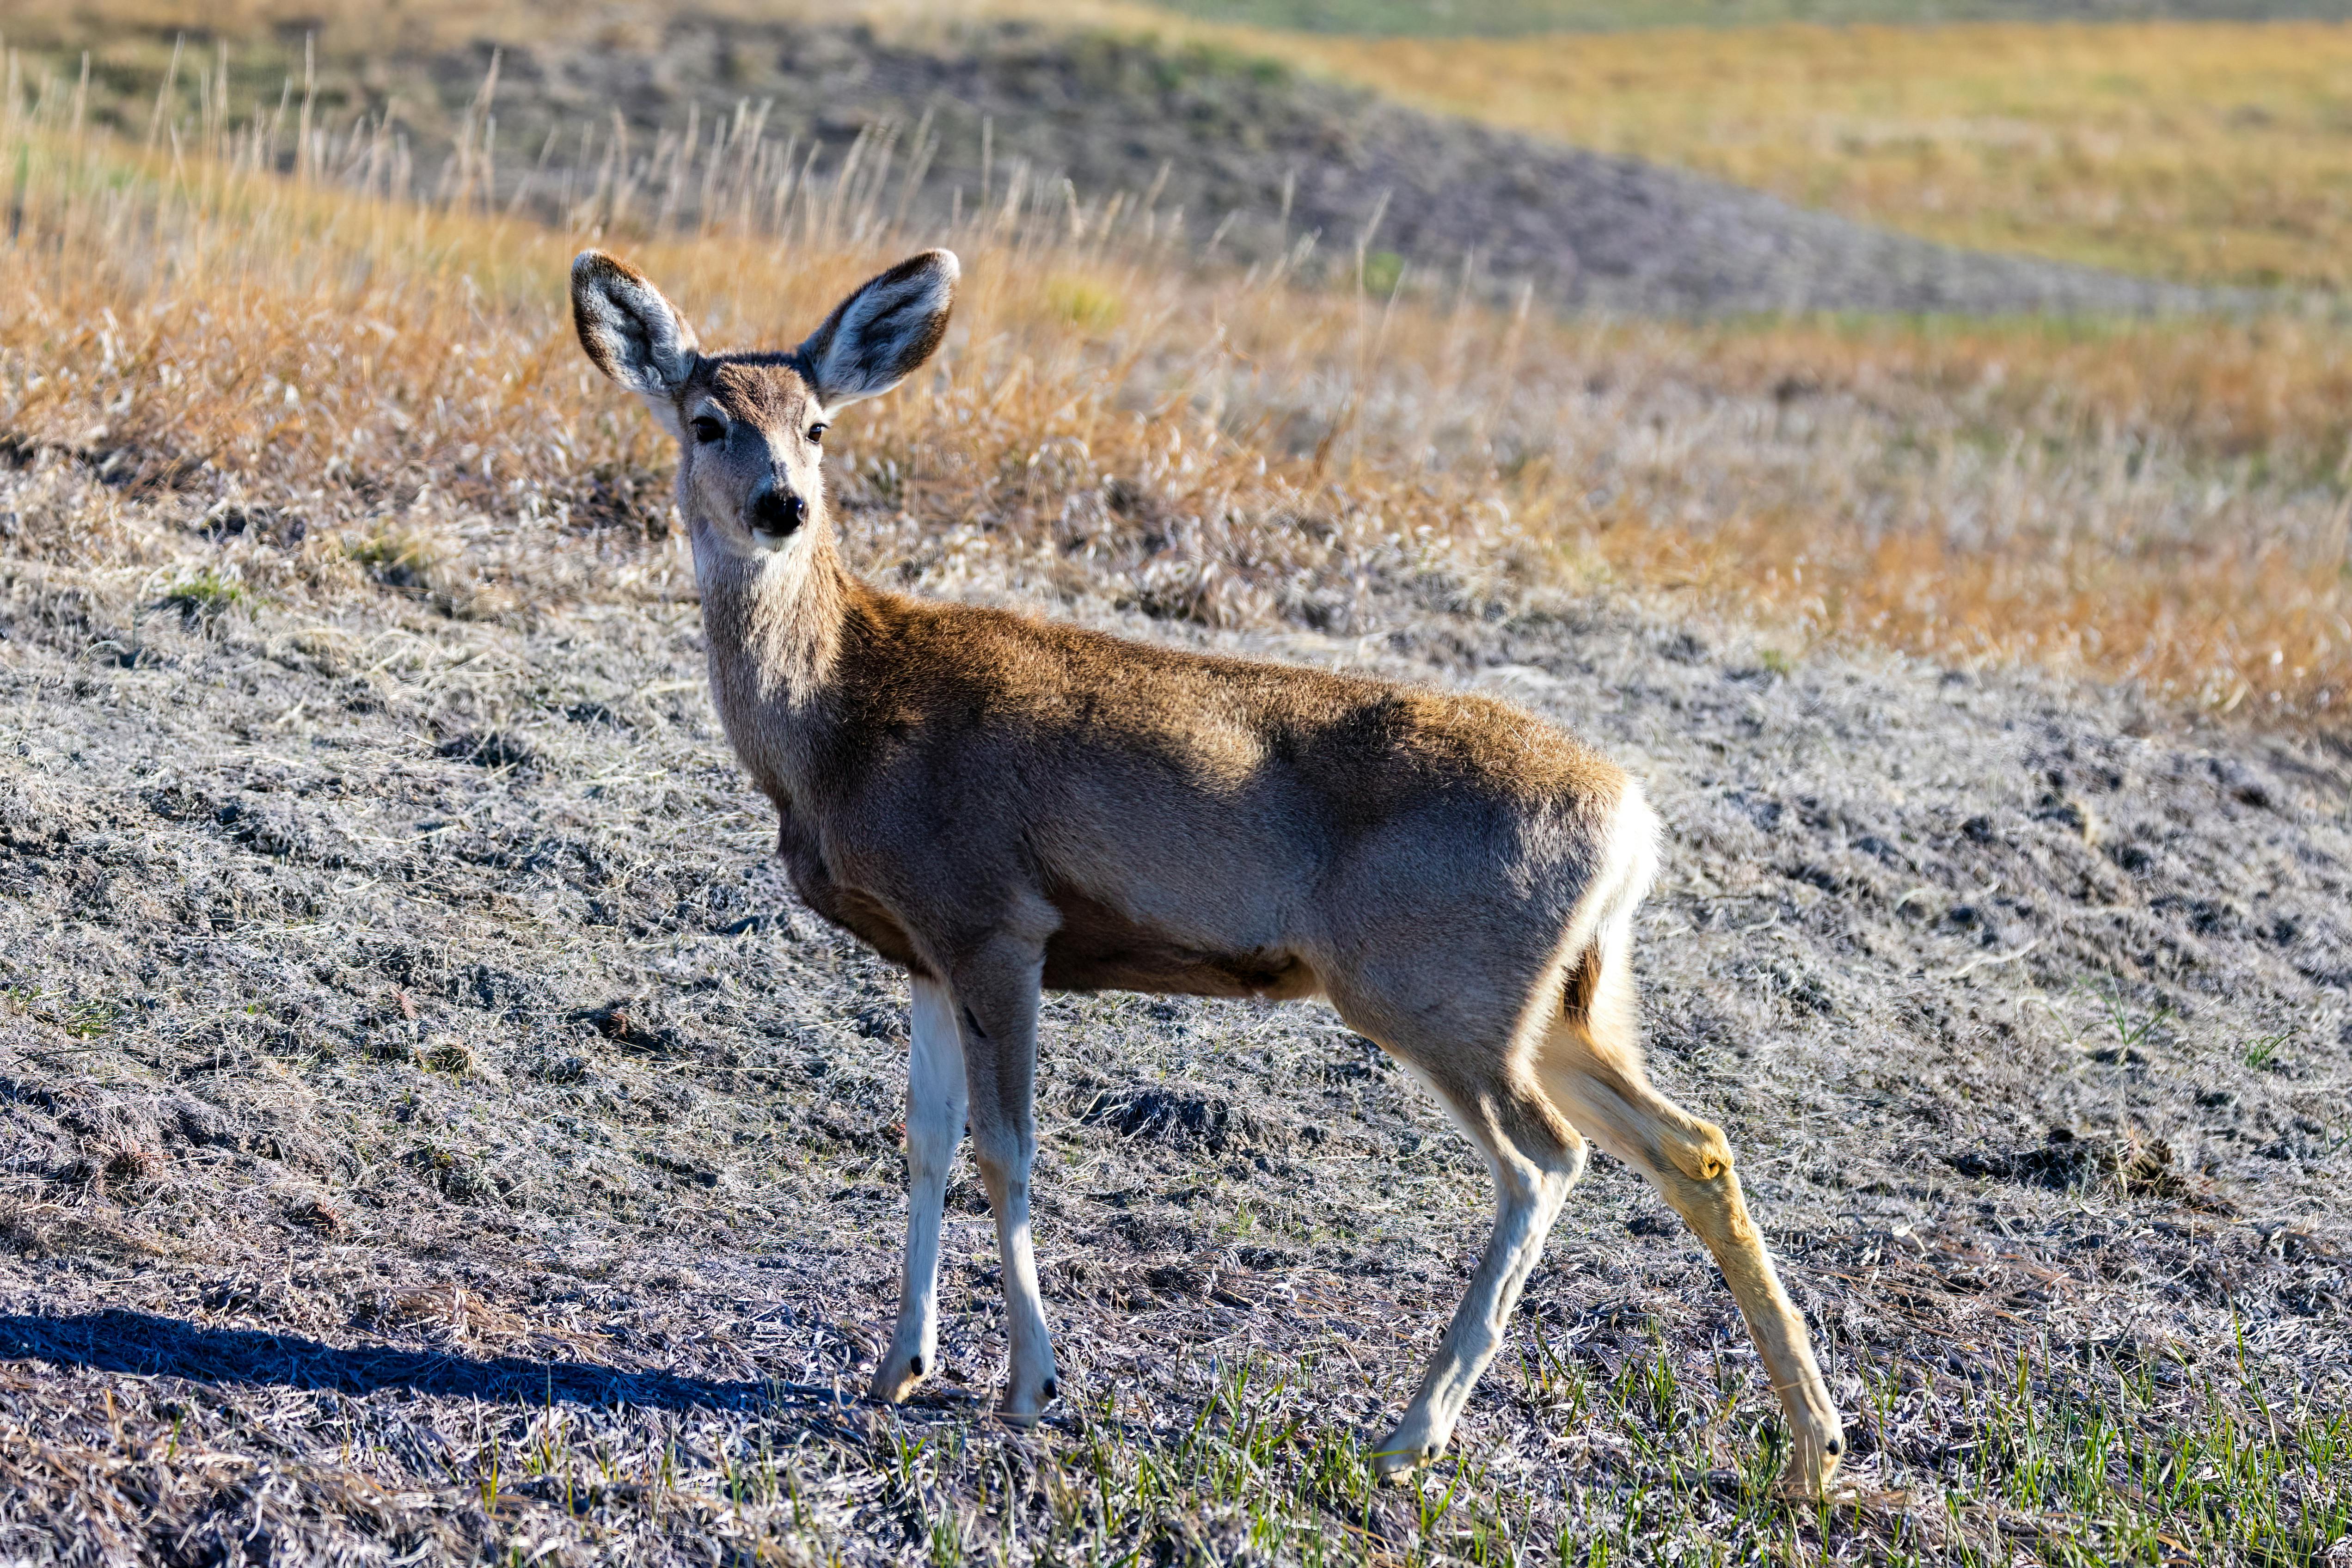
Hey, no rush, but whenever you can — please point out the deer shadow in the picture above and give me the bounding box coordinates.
[0,1307,855,1416]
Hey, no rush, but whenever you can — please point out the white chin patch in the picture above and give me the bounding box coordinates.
[748,527,792,552]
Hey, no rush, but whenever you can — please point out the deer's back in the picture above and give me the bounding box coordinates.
[772,591,1629,995]
[832,588,1621,807]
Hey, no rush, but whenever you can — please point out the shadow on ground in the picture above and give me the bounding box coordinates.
[0,1309,850,1416]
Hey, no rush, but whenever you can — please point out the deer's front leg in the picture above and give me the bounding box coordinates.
[950,935,1058,1423]
[873,974,968,1403]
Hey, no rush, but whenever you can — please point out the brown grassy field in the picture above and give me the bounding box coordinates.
[1092,12,2352,291]
[1139,0,2352,31]
[0,27,2348,1567]
[20,0,2352,290]
[1,27,2349,720]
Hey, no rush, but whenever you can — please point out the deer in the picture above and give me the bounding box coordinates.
[569,246,1848,1494]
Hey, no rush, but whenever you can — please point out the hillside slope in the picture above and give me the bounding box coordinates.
[487,21,2226,314]
[22,18,2228,316]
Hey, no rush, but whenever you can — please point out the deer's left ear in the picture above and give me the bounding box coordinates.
[796,250,958,409]
[572,251,700,433]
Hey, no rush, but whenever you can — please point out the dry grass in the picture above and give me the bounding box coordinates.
[1131,0,2352,32]
[24,3,2352,292]
[1522,312,2352,717]
[1105,16,2352,292]
[2,26,2352,727]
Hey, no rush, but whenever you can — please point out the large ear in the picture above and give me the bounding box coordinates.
[571,251,700,426]
[794,250,958,409]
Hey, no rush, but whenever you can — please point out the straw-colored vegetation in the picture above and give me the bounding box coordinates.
[21,0,2352,290]
[1136,0,2352,33]
[1135,16,2352,290]
[2,37,2348,719]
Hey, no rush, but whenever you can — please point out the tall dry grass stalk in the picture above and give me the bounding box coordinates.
[1,45,2348,722]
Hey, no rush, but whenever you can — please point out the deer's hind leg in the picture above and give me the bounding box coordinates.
[1536,937,1846,1496]
[1332,982,1588,1480]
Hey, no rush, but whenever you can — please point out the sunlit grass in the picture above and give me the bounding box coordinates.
[819,1340,2348,1564]
[2,40,2350,732]
[1133,0,2352,33]
[18,0,2352,292]
[1132,17,2352,292]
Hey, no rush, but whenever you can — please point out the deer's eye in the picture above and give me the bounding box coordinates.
[690,416,726,445]
[807,423,827,445]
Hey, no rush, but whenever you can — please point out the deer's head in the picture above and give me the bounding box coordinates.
[570,249,957,558]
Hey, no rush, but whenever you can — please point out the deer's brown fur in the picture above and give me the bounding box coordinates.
[570,247,1847,1495]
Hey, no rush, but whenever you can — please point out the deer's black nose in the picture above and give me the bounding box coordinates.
[750,486,806,537]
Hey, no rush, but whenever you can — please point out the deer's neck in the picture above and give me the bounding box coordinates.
[694,524,854,804]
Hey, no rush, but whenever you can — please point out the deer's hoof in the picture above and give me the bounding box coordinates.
[1774,1428,1846,1501]
[1371,1425,1444,1483]
[995,1377,1058,1428]
[870,1350,928,1405]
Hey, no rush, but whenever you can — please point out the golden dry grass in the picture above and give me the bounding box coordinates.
[18,0,2352,290]
[1108,16,2352,291]
[1,60,2348,722]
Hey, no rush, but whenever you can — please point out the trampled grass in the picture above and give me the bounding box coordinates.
[1121,15,2352,290]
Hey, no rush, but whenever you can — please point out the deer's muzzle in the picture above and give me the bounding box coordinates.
[748,482,807,542]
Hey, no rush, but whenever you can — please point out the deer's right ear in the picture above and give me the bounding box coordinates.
[571,251,700,431]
